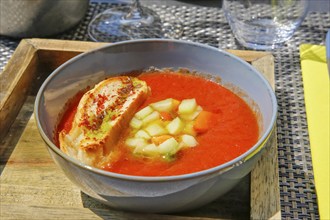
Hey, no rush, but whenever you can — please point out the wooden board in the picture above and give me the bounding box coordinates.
[0,39,281,219]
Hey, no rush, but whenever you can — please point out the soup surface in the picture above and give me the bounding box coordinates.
[57,70,259,176]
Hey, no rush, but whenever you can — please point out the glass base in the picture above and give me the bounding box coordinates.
[88,6,183,42]
[237,40,285,51]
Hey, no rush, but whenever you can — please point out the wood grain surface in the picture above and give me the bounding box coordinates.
[0,39,280,219]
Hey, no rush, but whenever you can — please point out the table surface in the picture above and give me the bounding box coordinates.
[1,1,329,219]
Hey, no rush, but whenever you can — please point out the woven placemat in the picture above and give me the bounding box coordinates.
[1,2,329,219]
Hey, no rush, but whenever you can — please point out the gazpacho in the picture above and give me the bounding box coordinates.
[57,70,259,176]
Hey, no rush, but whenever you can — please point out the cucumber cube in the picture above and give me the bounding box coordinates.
[142,111,160,125]
[181,134,198,147]
[142,143,159,155]
[178,98,197,115]
[183,121,197,136]
[144,123,168,136]
[158,137,179,154]
[166,117,184,135]
[150,98,174,112]
[135,130,151,139]
[125,137,147,148]
[129,117,143,129]
[180,106,203,121]
[135,106,153,119]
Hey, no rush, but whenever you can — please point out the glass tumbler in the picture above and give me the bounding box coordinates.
[223,0,309,50]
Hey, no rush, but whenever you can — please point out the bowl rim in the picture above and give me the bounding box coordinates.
[34,39,277,182]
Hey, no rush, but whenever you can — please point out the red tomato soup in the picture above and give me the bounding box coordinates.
[57,71,259,176]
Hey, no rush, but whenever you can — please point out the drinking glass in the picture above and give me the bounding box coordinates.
[88,0,183,42]
[223,0,309,50]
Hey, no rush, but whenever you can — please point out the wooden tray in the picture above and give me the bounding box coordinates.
[0,39,281,219]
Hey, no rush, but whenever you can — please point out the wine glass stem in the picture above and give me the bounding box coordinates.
[125,0,146,20]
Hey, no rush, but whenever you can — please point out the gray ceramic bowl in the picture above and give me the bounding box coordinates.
[35,39,277,213]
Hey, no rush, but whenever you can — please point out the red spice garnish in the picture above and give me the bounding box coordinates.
[96,93,108,115]
[118,84,134,96]
[76,78,137,132]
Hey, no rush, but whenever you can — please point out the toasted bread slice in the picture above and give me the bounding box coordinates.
[59,76,149,167]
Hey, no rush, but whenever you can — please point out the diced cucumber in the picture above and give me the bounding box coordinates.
[180,106,203,121]
[166,117,184,135]
[126,97,203,159]
[183,121,197,136]
[142,111,160,125]
[142,143,159,155]
[125,137,148,148]
[135,130,151,139]
[135,106,153,119]
[150,98,175,112]
[178,98,197,115]
[158,137,179,154]
[129,117,143,129]
[144,123,168,136]
[181,134,198,147]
